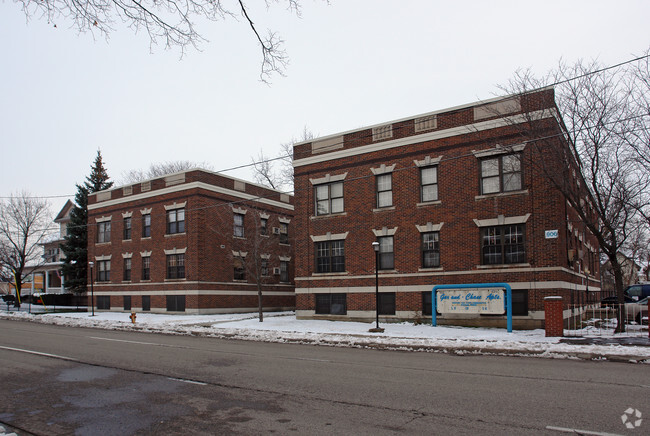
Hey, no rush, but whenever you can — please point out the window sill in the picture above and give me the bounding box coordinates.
[312,272,348,277]
[165,232,186,238]
[233,279,247,282]
[95,242,111,246]
[372,206,396,213]
[141,279,151,282]
[122,239,132,242]
[260,234,270,238]
[122,280,132,283]
[476,263,530,269]
[311,212,347,220]
[164,278,187,282]
[416,201,441,207]
[378,269,397,274]
[475,189,528,200]
[233,236,246,240]
[279,243,291,247]
[418,267,443,272]
[141,236,152,240]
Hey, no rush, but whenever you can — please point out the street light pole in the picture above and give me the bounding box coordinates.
[88,261,95,316]
[370,241,383,332]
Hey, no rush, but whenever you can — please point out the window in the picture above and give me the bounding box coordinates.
[166,295,185,312]
[261,259,269,276]
[279,222,289,244]
[234,213,244,238]
[315,240,345,273]
[142,214,151,238]
[315,294,347,315]
[96,296,110,310]
[97,260,110,282]
[511,290,528,316]
[280,260,289,282]
[378,292,396,315]
[480,154,522,194]
[420,166,438,202]
[481,225,525,265]
[123,258,132,281]
[234,257,245,280]
[260,218,268,235]
[166,254,185,279]
[422,232,440,268]
[141,295,151,312]
[167,208,185,234]
[123,296,131,311]
[315,182,344,215]
[378,236,394,270]
[142,256,151,280]
[376,174,393,208]
[422,292,432,316]
[123,217,132,240]
[97,221,111,243]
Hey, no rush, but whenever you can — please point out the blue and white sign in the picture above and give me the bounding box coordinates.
[545,229,559,239]
[436,289,505,314]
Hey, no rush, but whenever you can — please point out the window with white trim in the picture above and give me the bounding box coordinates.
[481,224,525,265]
[420,166,438,202]
[376,174,393,208]
[480,154,522,194]
[234,213,245,238]
[97,260,110,282]
[97,221,111,243]
[166,208,185,234]
[166,254,185,279]
[315,240,345,273]
[142,214,151,238]
[378,236,394,270]
[421,232,440,268]
[315,182,344,216]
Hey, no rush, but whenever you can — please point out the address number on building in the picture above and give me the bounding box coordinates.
[545,230,559,239]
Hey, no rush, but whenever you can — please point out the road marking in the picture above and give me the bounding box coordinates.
[546,425,623,435]
[89,337,161,346]
[167,377,207,386]
[0,345,78,362]
[292,357,331,362]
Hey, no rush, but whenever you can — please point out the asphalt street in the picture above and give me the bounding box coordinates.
[0,319,648,435]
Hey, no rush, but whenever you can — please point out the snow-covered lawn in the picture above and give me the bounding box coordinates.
[2,309,649,362]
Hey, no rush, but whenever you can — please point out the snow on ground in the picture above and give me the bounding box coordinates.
[2,309,649,362]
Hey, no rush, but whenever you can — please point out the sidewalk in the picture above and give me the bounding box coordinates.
[1,309,649,363]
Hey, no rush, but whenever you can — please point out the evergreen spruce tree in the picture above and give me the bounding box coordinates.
[61,150,113,294]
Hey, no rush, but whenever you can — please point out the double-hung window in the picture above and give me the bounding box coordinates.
[167,208,185,234]
[97,222,111,243]
[378,236,394,270]
[279,222,289,244]
[123,217,131,240]
[123,258,131,281]
[166,254,185,279]
[480,153,522,194]
[234,257,246,280]
[97,260,110,282]
[481,225,525,265]
[315,182,344,215]
[421,232,440,268]
[234,213,245,238]
[142,214,151,238]
[376,174,393,208]
[280,260,289,282]
[260,218,268,235]
[315,240,345,273]
[420,166,438,202]
[142,256,151,280]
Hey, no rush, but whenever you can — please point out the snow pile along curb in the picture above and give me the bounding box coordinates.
[1,310,649,363]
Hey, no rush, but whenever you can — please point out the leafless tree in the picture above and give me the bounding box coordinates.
[251,126,313,193]
[119,160,214,184]
[211,203,290,322]
[13,0,316,82]
[0,192,52,306]
[500,56,650,332]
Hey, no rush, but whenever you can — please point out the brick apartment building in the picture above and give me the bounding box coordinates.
[87,169,295,313]
[292,88,600,329]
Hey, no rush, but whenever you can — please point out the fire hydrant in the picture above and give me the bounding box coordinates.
[130,312,136,324]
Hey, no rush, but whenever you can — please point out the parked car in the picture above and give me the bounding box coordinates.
[601,294,634,307]
[601,284,650,307]
[624,297,649,324]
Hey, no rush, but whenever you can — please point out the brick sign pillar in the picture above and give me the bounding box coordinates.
[544,296,564,337]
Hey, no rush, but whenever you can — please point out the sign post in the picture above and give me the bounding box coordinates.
[432,283,512,332]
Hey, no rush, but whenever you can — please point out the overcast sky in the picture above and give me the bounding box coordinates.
[1,0,649,216]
